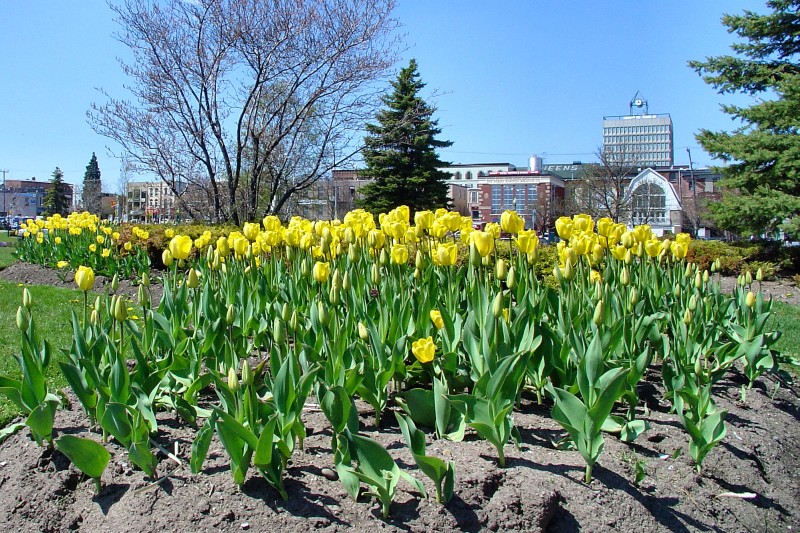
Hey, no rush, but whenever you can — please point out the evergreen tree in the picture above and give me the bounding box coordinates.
[82,153,102,214]
[690,0,800,238]
[357,59,452,216]
[43,167,70,216]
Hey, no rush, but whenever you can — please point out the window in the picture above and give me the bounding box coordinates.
[491,185,502,214]
[466,171,472,180]
[632,182,667,224]
[455,172,462,180]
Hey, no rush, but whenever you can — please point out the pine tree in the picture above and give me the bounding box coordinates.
[43,167,70,216]
[357,59,452,216]
[690,0,800,238]
[82,153,102,214]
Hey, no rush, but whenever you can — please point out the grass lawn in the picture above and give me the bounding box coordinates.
[0,231,17,269]
[773,302,800,375]
[0,280,84,427]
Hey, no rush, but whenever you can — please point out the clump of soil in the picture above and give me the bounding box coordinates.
[0,261,798,531]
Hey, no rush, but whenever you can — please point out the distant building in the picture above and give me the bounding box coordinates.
[603,93,674,168]
[1,177,74,219]
[125,181,180,222]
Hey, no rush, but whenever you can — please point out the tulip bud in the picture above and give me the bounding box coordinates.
[226,303,235,325]
[111,274,119,293]
[414,268,421,279]
[342,271,352,291]
[415,250,424,270]
[90,309,99,325]
[553,264,563,283]
[673,283,681,297]
[688,294,698,311]
[624,249,633,265]
[527,248,538,265]
[563,261,575,282]
[141,272,150,287]
[694,271,702,290]
[317,300,330,327]
[495,258,507,281]
[703,270,710,284]
[593,300,605,326]
[469,243,481,268]
[620,267,630,286]
[745,291,756,308]
[16,306,29,332]
[629,287,639,307]
[379,248,389,266]
[281,302,292,322]
[756,268,764,282]
[358,321,370,342]
[187,268,199,289]
[241,360,253,386]
[745,270,752,286]
[329,285,340,306]
[114,296,128,322]
[227,367,240,393]
[715,258,721,272]
[694,355,703,379]
[492,292,504,319]
[683,308,692,325]
[286,246,296,263]
[94,296,102,312]
[301,261,311,278]
[22,288,32,310]
[162,249,173,267]
[289,310,299,332]
[348,243,358,263]
[371,263,381,285]
[507,266,517,290]
[206,244,215,265]
[332,269,342,290]
[273,316,285,343]
[710,261,717,273]
[737,275,745,287]
[138,284,150,308]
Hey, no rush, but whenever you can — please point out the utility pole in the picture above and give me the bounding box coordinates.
[686,148,698,236]
[1,169,7,224]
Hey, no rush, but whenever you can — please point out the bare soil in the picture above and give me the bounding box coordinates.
[0,262,799,532]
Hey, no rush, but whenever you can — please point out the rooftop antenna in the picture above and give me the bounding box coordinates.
[629,91,648,115]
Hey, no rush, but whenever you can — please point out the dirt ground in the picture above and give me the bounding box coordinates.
[0,262,799,532]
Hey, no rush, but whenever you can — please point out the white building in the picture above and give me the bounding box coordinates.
[603,93,674,168]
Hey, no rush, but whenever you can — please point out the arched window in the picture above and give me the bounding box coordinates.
[465,171,472,180]
[631,182,667,224]
[455,172,462,180]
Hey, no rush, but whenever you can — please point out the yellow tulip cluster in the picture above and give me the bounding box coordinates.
[554,214,692,278]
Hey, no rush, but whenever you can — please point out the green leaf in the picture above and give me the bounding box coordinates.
[26,400,57,446]
[56,434,111,480]
[129,440,158,478]
[190,415,217,474]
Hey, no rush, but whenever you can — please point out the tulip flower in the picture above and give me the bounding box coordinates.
[555,216,573,241]
[471,231,494,258]
[412,336,436,364]
[75,266,95,292]
[430,309,444,330]
[169,235,193,260]
[313,261,331,284]
[391,243,409,265]
[499,210,524,234]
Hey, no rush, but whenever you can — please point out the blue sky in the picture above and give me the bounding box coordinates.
[1,0,758,191]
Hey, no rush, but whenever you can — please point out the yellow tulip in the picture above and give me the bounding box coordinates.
[162,249,173,267]
[745,291,756,308]
[414,210,434,230]
[471,231,494,258]
[430,309,444,330]
[75,266,95,292]
[670,242,687,260]
[572,214,594,233]
[243,222,260,241]
[169,235,193,260]
[435,242,457,266]
[312,261,331,284]
[500,210,524,235]
[484,222,500,239]
[644,239,661,258]
[165,228,175,239]
[597,217,614,237]
[411,336,436,364]
[391,243,409,265]
[515,229,539,254]
[555,216,573,241]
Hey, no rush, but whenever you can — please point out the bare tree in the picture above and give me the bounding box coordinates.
[566,147,640,222]
[90,0,399,224]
